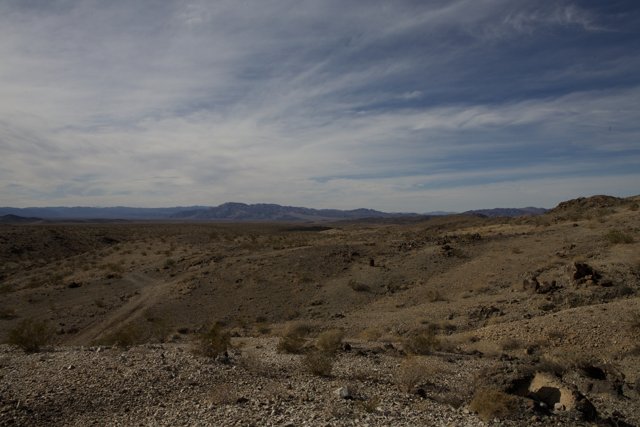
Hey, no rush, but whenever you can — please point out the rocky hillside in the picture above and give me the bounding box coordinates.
[0,194,639,425]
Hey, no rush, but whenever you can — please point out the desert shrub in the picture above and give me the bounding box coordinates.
[405,328,439,355]
[316,329,345,354]
[500,338,523,351]
[238,350,270,376]
[396,357,428,393]
[426,289,444,302]
[302,351,333,377]
[357,396,381,413]
[360,327,382,341]
[7,318,53,353]
[469,387,518,421]
[277,323,311,354]
[192,323,230,357]
[630,203,639,212]
[255,322,271,335]
[96,324,142,348]
[605,230,634,244]
[348,279,370,292]
[164,258,176,269]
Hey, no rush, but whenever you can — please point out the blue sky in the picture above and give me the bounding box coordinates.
[1,0,639,212]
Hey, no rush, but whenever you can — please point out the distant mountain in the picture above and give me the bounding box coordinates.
[0,203,549,221]
[0,214,43,224]
[170,202,416,221]
[463,207,548,218]
[423,211,457,216]
[0,206,207,220]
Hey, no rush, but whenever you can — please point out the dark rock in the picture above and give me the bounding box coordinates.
[569,262,601,286]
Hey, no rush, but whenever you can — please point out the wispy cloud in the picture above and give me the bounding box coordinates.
[0,0,638,211]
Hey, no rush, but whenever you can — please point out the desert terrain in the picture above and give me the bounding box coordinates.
[1,194,639,426]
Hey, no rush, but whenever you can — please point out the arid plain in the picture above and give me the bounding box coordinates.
[1,195,639,426]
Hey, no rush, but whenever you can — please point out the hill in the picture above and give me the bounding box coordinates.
[1,195,639,425]
[463,207,548,217]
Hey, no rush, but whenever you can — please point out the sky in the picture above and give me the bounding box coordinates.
[1,0,639,212]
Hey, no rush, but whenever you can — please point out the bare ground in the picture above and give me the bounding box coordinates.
[1,195,639,425]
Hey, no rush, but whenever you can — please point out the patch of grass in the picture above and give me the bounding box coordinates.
[316,329,345,354]
[469,387,518,421]
[302,351,333,377]
[6,318,54,353]
[605,229,634,244]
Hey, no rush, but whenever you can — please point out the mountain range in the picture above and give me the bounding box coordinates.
[0,203,547,222]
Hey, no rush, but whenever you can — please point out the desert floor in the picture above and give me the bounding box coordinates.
[1,195,639,426]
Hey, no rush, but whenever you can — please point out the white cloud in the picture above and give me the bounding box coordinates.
[0,1,637,211]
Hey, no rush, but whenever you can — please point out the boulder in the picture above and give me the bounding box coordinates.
[568,262,601,286]
[528,372,597,421]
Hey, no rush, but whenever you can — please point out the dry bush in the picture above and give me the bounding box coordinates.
[500,338,523,351]
[426,289,444,302]
[255,322,271,335]
[302,351,334,377]
[96,324,142,348]
[357,396,381,413]
[96,318,169,348]
[395,357,437,393]
[469,388,518,421]
[238,350,270,376]
[316,329,345,354]
[191,323,230,357]
[360,327,382,341]
[348,279,371,292]
[405,328,439,355]
[605,229,634,244]
[277,322,311,354]
[7,318,53,353]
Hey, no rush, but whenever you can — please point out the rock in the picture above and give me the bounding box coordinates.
[523,274,560,294]
[568,262,601,286]
[334,386,354,400]
[528,372,576,410]
[527,372,597,421]
[469,305,503,320]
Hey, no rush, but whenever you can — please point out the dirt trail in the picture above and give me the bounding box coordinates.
[70,272,177,345]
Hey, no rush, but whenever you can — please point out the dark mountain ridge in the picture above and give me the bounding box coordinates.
[0,202,551,221]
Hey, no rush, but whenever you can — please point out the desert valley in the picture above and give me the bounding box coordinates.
[0,194,639,426]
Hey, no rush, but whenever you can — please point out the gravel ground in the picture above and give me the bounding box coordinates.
[3,337,630,427]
